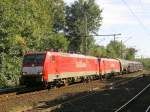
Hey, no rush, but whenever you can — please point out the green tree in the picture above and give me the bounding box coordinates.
[52,0,65,32]
[106,40,137,60]
[107,41,126,58]
[41,33,69,51]
[137,58,150,69]
[88,45,107,57]
[125,48,137,60]
[65,0,102,53]
[0,0,68,87]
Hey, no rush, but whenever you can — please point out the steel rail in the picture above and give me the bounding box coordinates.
[38,74,142,112]
[0,72,144,112]
[114,83,150,112]
[145,105,150,112]
[109,75,142,89]
[0,86,25,94]
[0,72,140,99]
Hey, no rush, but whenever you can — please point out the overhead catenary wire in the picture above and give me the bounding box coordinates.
[138,0,144,10]
[120,0,150,37]
[123,37,132,43]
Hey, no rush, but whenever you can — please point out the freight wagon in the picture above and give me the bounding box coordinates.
[118,59,143,73]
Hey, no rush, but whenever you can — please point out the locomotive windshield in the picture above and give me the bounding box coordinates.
[23,54,46,65]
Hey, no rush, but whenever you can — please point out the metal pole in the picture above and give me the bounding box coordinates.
[113,34,116,53]
[84,12,88,55]
[114,34,116,43]
[121,40,123,59]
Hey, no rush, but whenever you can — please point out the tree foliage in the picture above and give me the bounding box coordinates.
[0,0,68,87]
[107,41,126,58]
[88,45,107,57]
[125,48,137,60]
[137,58,150,69]
[106,40,137,60]
[52,0,65,32]
[65,0,102,53]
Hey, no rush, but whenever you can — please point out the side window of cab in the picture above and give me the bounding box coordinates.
[50,55,55,63]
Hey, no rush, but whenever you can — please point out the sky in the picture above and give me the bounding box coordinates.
[64,0,150,58]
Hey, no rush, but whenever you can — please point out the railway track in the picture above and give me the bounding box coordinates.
[114,82,150,112]
[0,71,145,112]
[0,86,22,94]
[146,105,150,112]
[0,71,143,96]
[26,72,145,112]
[0,87,47,102]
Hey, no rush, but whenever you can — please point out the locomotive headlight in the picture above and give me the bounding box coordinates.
[40,72,43,75]
[22,72,27,75]
[38,72,43,75]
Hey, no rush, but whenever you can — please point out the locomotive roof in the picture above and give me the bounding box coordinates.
[100,58,119,62]
[50,52,97,59]
[25,51,46,55]
[24,51,97,59]
[117,58,142,64]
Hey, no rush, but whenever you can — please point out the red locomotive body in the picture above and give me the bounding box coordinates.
[43,52,99,82]
[99,58,121,76]
[21,51,99,85]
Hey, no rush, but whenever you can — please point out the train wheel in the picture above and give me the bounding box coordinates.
[19,77,24,85]
[84,77,89,83]
[99,75,103,80]
[43,81,49,89]
[64,79,70,86]
[105,73,111,79]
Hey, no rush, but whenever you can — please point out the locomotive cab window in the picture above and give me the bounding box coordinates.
[23,54,46,65]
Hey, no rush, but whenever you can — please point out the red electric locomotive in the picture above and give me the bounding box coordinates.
[21,51,99,86]
[20,51,122,87]
[99,58,121,78]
